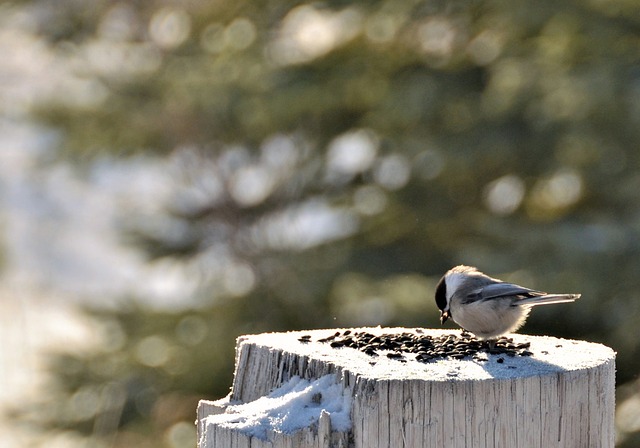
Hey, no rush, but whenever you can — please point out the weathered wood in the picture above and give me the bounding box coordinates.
[198,328,615,448]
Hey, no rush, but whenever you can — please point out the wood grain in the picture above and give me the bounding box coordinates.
[198,328,615,448]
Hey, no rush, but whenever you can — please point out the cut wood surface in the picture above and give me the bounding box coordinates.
[198,328,616,448]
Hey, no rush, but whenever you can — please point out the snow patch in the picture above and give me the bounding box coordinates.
[204,374,351,440]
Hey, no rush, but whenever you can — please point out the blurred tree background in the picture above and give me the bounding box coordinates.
[5,0,640,446]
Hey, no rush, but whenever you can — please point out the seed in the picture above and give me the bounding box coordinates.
[313,330,539,362]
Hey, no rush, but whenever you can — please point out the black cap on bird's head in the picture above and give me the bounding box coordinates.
[435,275,450,324]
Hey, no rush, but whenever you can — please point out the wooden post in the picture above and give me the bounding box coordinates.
[197,328,615,448]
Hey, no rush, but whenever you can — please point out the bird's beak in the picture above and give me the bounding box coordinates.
[440,310,450,324]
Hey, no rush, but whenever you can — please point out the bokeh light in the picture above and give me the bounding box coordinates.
[4,0,640,446]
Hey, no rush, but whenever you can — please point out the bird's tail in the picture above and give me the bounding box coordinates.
[519,293,581,306]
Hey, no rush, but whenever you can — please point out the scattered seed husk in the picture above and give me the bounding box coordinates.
[311,330,535,362]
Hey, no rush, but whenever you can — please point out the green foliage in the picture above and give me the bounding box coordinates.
[13,0,640,445]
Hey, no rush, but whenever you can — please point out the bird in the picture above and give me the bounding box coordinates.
[434,265,580,340]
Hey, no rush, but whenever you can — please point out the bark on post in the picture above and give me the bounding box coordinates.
[197,328,615,448]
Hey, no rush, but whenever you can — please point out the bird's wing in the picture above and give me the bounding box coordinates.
[465,282,543,302]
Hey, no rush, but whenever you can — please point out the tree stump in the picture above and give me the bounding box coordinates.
[197,328,615,448]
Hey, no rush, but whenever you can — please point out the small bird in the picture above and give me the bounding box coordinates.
[435,265,580,340]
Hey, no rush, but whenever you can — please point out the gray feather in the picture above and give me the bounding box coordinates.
[466,282,543,302]
[466,282,581,307]
[518,294,581,306]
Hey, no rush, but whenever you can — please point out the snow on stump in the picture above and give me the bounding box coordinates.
[197,328,616,448]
